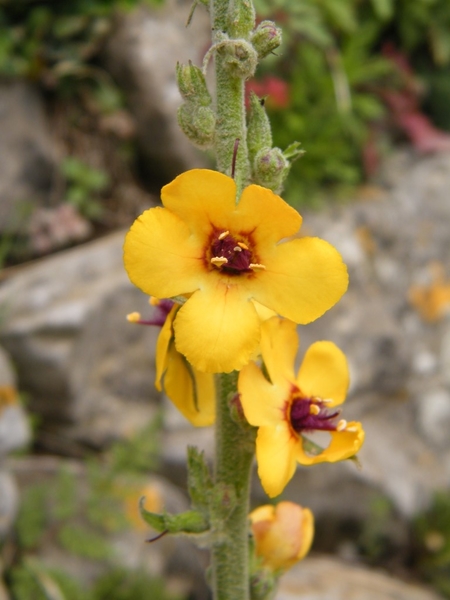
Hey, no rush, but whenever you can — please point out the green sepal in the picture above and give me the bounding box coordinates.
[177,103,216,148]
[187,446,214,514]
[251,20,282,60]
[247,92,272,166]
[227,0,255,39]
[176,61,212,106]
[139,499,209,535]
[283,141,305,162]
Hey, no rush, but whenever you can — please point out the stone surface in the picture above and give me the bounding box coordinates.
[0,81,57,233]
[277,556,443,600]
[0,231,160,450]
[104,0,211,185]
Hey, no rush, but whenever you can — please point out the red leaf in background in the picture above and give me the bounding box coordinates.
[380,43,450,153]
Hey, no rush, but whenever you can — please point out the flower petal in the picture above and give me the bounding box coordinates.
[124,207,204,298]
[161,169,236,239]
[296,422,365,465]
[238,361,287,427]
[234,184,302,246]
[174,283,260,373]
[155,305,177,390]
[164,345,215,426]
[297,341,349,407]
[256,425,298,497]
[260,317,298,384]
[254,237,348,324]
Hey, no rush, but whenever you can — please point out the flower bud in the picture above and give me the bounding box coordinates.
[247,92,272,165]
[252,147,289,193]
[220,39,258,79]
[251,20,282,59]
[227,0,256,39]
[176,61,212,107]
[178,103,215,148]
[250,502,314,573]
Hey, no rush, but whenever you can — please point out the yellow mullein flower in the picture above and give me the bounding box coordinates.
[239,317,365,497]
[250,502,314,572]
[124,169,348,373]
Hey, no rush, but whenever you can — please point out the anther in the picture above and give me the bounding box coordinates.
[127,312,141,323]
[345,425,358,433]
[149,297,160,306]
[336,419,347,432]
[238,242,249,250]
[309,404,320,415]
[211,256,228,267]
[218,231,229,240]
[249,263,266,271]
[321,398,334,405]
[234,246,242,252]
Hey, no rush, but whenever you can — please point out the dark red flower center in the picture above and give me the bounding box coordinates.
[208,230,265,275]
[289,390,340,433]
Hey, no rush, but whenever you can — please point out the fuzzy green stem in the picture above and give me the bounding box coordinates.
[211,372,255,600]
[211,0,251,198]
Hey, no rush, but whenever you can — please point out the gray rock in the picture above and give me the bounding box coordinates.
[277,556,443,600]
[0,231,160,450]
[0,469,19,540]
[0,81,57,233]
[104,0,211,183]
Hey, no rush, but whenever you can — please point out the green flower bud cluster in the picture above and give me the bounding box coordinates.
[247,92,304,193]
[251,20,282,60]
[176,61,215,148]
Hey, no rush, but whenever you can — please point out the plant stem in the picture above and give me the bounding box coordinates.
[211,0,251,198]
[212,372,255,600]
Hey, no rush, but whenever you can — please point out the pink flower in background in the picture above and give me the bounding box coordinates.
[246,76,290,109]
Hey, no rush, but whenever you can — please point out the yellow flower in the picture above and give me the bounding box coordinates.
[250,501,314,572]
[156,302,215,427]
[124,169,348,373]
[239,317,365,497]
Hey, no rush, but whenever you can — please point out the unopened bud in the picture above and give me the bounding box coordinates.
[178,103,215,148]
[247,92,272,165]
[176,61,212,106]
[220,39,257,79]
[253,147,289,193]
[227,0,255,39]
[251,20,282,59]
[250,502,314,573]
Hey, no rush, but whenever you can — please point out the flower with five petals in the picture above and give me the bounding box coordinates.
[124,169,348,373]
[239,317,365,497]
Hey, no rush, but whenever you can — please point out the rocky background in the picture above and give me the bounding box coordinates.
[1,1,450,599]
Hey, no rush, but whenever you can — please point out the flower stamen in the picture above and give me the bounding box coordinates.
[336,419,347,432]
[211,256,229,268]
[218,230,230,240]
[127,312,141,323]
[249,263,266,271]
[238,242,249,250]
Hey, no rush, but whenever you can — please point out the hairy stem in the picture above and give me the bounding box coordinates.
[211,372,254,600]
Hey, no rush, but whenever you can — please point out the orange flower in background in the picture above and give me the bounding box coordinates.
[250,501,314,572]
[124,169,348,373]
[239,317,364,497]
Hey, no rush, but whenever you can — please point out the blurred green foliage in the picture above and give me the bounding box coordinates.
[62,157,110,220]
[0,0,162,100]
[414,492,450,598]
[253,0,450,205]
[5,417,175,600]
